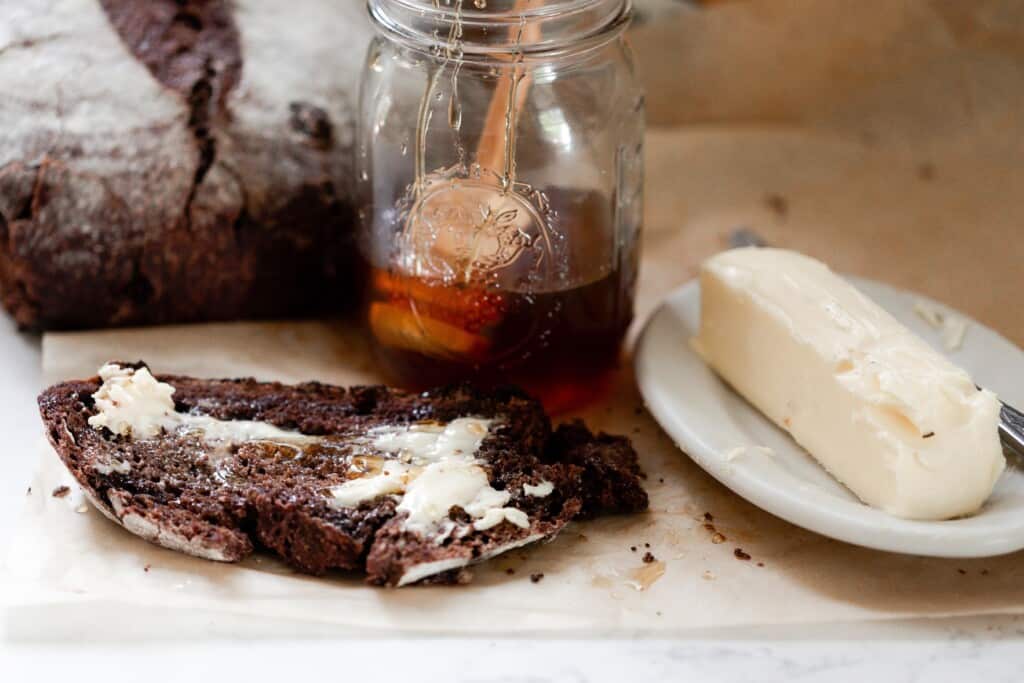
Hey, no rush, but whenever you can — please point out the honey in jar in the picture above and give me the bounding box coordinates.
[357,0,644,411]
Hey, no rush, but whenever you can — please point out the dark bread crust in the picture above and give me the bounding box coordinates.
[0,0,366,330]
[39,370,648,585]
[98,0,242,100]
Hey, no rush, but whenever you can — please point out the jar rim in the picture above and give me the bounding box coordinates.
[385,0,619,21]
[368,0,633,61]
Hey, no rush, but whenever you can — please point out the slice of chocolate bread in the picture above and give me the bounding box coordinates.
[38,363,647,586]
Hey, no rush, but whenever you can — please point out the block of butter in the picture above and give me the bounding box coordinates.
[692,248,1005,520]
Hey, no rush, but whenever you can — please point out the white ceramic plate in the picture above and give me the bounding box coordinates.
[635,277,1024,558]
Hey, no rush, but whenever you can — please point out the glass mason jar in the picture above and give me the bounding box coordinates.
[357,0,644,411]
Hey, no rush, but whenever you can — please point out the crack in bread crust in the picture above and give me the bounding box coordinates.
[0,1,368,330]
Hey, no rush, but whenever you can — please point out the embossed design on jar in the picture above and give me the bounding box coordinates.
[398,172,555,289]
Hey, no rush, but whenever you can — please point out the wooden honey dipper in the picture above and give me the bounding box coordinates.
[472,0,540,183]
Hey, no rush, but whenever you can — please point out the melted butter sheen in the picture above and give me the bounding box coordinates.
[330,462,412,507]
[329,419,531,535]
[87,364,536,536]
[89,363,311,444]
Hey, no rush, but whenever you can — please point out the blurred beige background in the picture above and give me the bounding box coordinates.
[629,0,1024,344]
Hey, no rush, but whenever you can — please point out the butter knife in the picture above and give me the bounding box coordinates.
[1001,402,1024,460]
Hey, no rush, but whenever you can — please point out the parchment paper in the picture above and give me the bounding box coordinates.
[6,306,1024,638]
[5,0,1024,638]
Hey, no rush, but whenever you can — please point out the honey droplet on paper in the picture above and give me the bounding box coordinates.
[625,560,666,592]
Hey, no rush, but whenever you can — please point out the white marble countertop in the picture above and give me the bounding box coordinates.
[4,621,1024,682]
[2,314,1023,681]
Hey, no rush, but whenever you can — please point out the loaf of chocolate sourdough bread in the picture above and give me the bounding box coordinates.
[39,364,649,586]
[0,0,370,330]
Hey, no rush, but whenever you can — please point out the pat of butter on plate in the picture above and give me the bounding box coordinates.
[691,248,1004,521]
